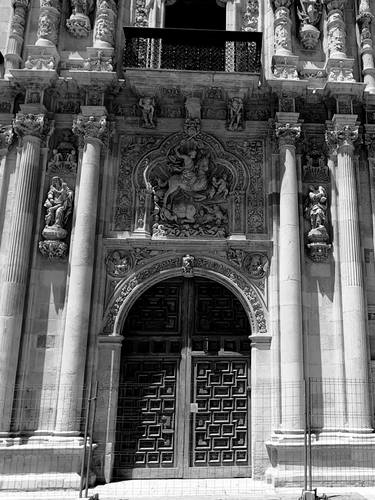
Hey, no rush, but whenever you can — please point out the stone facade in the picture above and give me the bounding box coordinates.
[0,0,375,492]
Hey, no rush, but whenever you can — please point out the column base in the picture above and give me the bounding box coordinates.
[0,435,91,491]
[265,431,375,487]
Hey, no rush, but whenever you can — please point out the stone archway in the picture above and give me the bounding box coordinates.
[93,254,270,482]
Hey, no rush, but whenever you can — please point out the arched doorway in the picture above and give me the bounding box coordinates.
[114,277,251,479]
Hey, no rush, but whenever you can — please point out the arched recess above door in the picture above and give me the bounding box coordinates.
[101,254,269,339]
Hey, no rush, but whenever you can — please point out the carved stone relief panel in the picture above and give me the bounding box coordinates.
[225,139,265,234]
[132,131,250,239]
[114,135,160,231]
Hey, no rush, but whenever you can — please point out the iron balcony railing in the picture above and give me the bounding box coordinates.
[123,27,262,73]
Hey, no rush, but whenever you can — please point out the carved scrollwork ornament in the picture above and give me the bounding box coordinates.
[13,113,48,139]
[275,122,301,146]
[325,125,359,151]
[241,0,259,31]
[72,114,108,146]
[0,125,14,152]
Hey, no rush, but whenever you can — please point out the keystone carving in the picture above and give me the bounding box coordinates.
[182,254,194,277]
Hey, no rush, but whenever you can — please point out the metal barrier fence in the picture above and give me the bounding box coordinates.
[0,378,374,497]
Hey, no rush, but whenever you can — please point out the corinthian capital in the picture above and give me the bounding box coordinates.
[275,122,301,146]
[13,113,47,139]
[72,114,108,145]
[0,125,14,151]
[325,124,359,151]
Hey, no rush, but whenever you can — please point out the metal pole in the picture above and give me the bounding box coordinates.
[308,377,312,491]
[79,384,92,498]
[304,377,308,492]
[85,381,99,498]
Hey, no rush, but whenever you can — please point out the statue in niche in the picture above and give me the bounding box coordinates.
[150,141,231,238]
[39,176,74,260]
[139,97,156,128]
[43,176,74,231]
[304,185,331,262]
[227,97,243,131]
[297,0,322,49]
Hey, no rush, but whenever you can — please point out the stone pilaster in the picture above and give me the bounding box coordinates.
[326,115,372,431]
[271,0,298,80]
[275,114,304,432]
[55,109,108,434]
[0,125,15,228]
[0,113,47,435]
[323,0,354,82]
[4,0,29,77]
[357,0,375,94]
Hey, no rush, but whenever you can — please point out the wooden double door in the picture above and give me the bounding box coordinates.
[114,277,251,479]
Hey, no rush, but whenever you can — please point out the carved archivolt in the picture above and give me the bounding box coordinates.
[102,255,268,336]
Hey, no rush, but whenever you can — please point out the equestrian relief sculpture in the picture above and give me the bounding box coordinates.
[151,141,231,238]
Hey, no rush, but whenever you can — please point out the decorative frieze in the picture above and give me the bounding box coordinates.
[83,50,114,71]
[25,54,56,70]
[94,0,117,48]
[297,0,322,49]
[72,114,108,145]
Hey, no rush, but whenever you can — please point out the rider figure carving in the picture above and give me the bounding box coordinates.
[175,147,197,189]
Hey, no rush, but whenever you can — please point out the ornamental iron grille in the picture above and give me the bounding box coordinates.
[123,27,262,73]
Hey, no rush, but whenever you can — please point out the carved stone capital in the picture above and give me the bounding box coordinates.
[275,122,301,146]
[72,114,108,145]
[325,124,359,151]
[323,0,346,12]
[0,125,15,152]
[13,112,48,139]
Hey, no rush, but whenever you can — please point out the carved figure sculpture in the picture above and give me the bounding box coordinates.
[139,97,156,128]
[39,176,74,260]
[298,0,322,49]
[228,98,243,131]
[44,176,73,228]
[106,250,132,277]
[304,185,331,262]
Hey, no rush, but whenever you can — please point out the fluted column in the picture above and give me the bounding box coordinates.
[0,125,14,216]
[326,115,372,431]
[55,110,108,435]
[0,113,47,435]
[275,115,304,432]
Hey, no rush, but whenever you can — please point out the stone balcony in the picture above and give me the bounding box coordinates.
[123,26,262,94]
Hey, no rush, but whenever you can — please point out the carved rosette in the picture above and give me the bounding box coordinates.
[13,113,48,139]
[72,114,108,146]
[323,0,347,57]
[66,0,92,38]
[272,0,293,54]
[0,125,15,154]
[325,124,359,151]
[275,122,301,146]
[36,0,62,46]
[94,0,117,48]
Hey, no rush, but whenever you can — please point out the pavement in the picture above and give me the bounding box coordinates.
[0,481,375,500]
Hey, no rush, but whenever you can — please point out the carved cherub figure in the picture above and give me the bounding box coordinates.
[139,96,156,128]
[228,97,243,131]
